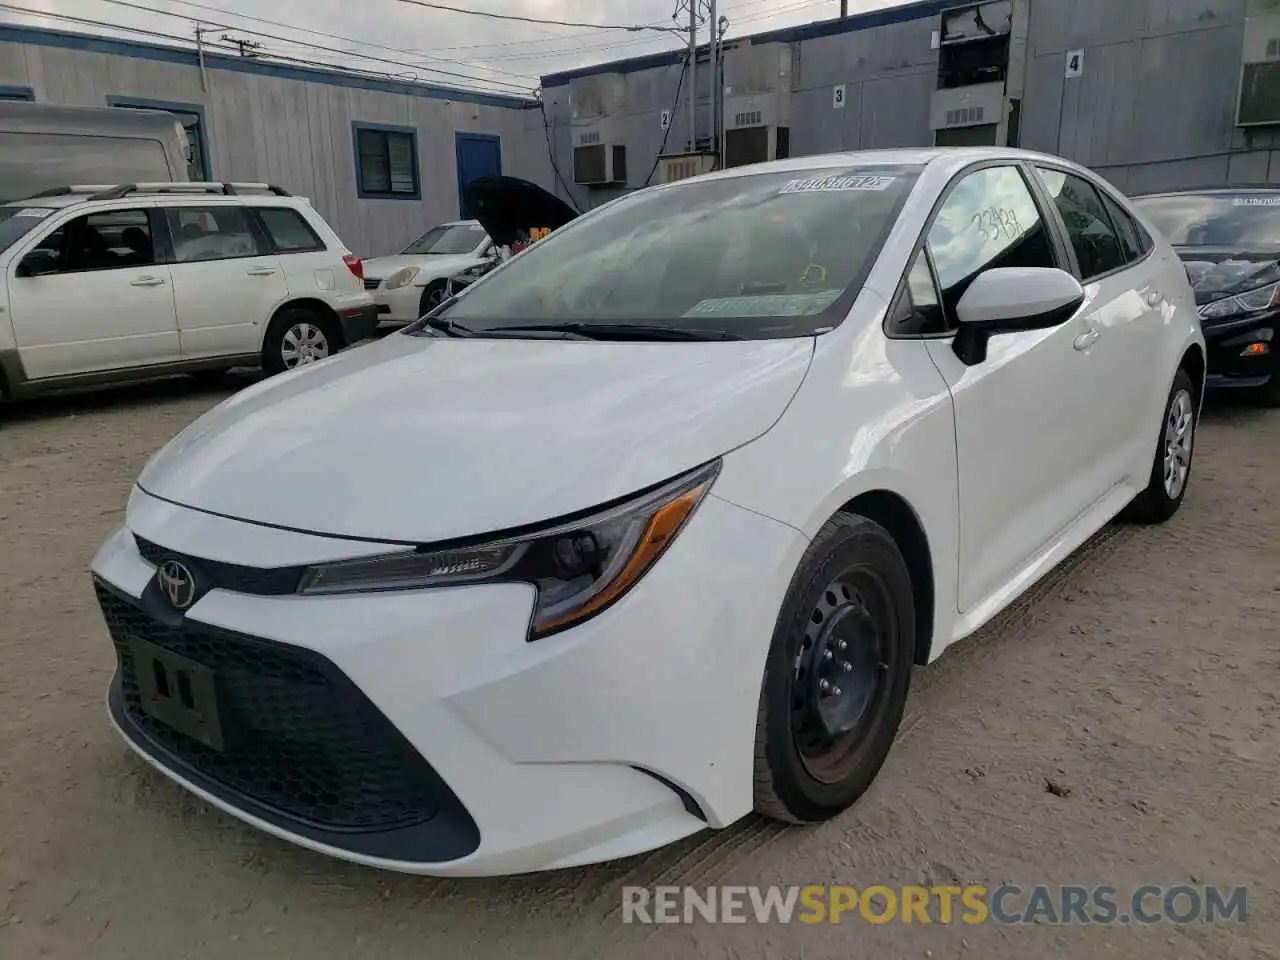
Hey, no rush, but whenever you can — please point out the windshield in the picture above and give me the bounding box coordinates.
[0,206,56,254]
[403,223,488,255]
[1132,194,1280,248]
[437,165,922,339]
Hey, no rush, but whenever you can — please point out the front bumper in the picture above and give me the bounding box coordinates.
[372,284,424,326]
[90,486,804,876]
[1201,310,1278,387]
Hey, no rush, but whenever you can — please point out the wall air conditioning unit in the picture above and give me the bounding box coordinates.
[721,42,792,168]
[1237,1,1280,126]
[570,73,628,184]
[657,151,717,184]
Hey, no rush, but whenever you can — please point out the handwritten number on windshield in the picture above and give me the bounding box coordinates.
[971,208,1022,245]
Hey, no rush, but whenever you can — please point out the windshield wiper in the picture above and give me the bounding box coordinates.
[482,322,742,342]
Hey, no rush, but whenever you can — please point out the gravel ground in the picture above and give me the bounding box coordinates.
[0,374,1277,960]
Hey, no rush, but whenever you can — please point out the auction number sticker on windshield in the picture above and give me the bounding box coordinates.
[1234,197,1280,206]
[13,207,53,219]
[780,174,896,195]
[684,290,843,318]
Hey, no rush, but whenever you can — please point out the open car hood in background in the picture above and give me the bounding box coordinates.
[461,176,577,247]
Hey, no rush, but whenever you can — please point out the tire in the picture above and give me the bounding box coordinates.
[262,307,341,376]
[753,513,915,824]
[1122,368,1198,524]
[418,281,448,318]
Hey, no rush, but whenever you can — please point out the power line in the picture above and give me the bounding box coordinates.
[387,0,687,35]
[87,0,535,90]
[114,0,543,83]
[0,2,528,98]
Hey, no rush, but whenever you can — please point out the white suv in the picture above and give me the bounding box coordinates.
[0,182,377,400]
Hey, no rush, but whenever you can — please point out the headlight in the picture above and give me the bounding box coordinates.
[297,461,720,638]
[384,267,420,290]
[460,263,489,278]
[1199,280,1280,320]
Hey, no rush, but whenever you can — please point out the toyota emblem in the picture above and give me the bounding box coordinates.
[157,560,197,611]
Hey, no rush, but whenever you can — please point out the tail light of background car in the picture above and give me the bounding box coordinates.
[342,254,364,282]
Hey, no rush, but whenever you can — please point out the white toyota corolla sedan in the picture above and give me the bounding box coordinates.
[91,148,1204,877]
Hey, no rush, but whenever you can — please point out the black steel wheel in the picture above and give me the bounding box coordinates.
[754,512,915,823]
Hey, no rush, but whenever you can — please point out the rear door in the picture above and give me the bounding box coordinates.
[1030,166,1164,489]
[7,204,179,378]
[162,202,288,360]
[920,164,1106,615]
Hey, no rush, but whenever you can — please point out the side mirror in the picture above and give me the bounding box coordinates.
[953,267,1085,366]
[17,249,59,278]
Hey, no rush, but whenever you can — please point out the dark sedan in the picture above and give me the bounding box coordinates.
[1133,188,1280,406]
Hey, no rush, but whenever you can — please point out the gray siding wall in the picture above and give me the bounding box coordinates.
[0,37,552,258]
[541,0,1275,205]
[1020,0,1277,193]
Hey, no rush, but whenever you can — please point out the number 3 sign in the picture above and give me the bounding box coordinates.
[833,84,846,109]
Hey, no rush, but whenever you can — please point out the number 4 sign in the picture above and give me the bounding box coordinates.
[833,84,846,109]
[1065,49,1084,78]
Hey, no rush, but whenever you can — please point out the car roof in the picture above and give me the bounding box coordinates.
[1131,185,1280,199]
[1,194,91,210]
[663,146,1094,188]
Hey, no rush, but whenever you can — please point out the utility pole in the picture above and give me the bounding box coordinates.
[687,0,697,150]
[841,0,848,17]
[194,24,213,91]
[707,0,717,157]
[220,34,263,58]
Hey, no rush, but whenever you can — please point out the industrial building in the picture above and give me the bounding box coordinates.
[540,0,1280,208]
[0,22,551,257]
[1,0,1277,252]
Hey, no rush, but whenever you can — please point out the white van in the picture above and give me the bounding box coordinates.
[0,102,191,203]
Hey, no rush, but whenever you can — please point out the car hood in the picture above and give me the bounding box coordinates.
[461,175,577,247]
[137,333,814,543]
[362,253,483,282]
[1174,247,1280,305]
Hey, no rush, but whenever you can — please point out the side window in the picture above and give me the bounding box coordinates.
[165,206,264,263]
[1034,167,1127,280]
[889,249,948,336]
[926,165,1057,318]
[1099,191,1150,263]
[35,209,156,273]
[255,208,326,254]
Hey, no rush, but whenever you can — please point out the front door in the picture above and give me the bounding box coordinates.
[7,206,179,379]
[455,133,502,219]
[921,164,1104,615]
[162,204,288,360]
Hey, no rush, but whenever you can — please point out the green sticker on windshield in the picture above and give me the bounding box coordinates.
[684,291,843,318]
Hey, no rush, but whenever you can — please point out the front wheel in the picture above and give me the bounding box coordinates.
[753,513,915,824]
[262,308,340,375]
[419,281,448,318]
[1123,368,1198,524]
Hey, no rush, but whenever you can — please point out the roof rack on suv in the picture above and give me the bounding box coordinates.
[24,182,292,201]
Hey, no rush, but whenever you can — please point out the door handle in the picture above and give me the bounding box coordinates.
[246,266,277,277]
[1073,327,1101,351]
[130,276,167,287]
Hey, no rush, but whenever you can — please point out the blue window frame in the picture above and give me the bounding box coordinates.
[106,96,210,180]
[353,122,421,200]
[0,85,35,101]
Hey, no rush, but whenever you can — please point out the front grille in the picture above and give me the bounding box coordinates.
[133,534,305,596]
[97,582,441,832]
[363,278,382,291]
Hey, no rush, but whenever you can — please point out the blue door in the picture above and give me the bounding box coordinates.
[455,133,502,219]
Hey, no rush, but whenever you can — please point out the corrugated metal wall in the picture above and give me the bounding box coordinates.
[0,27,552,258]
[540,0,1276,205]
